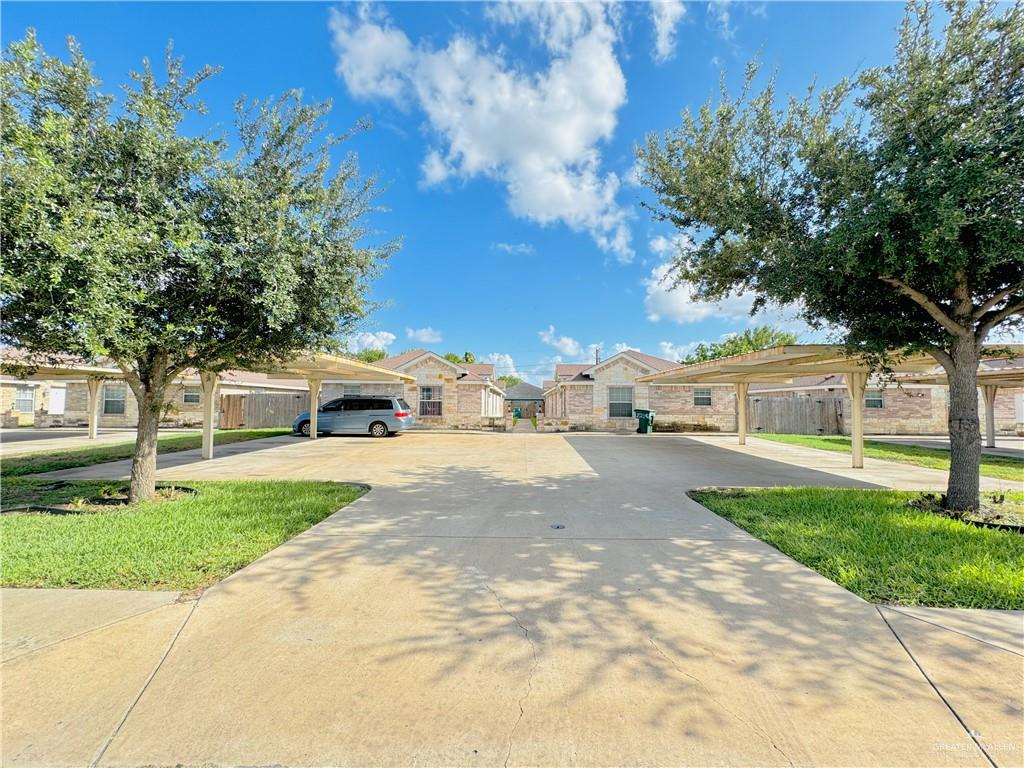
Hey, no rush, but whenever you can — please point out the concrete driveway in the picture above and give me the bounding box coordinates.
[3,433,1021,767]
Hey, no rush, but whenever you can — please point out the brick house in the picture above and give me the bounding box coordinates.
[321,350,505,429]
[750,373,1023,436]
[1,372,307,429]
[540,350,737,432]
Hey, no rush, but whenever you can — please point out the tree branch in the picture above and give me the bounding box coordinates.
[879,276,967,337]
[920,342,954,371]
[973,281,1024,319]
[976,297,1024,342]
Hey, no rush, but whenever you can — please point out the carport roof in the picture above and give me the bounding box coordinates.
[635,344,1024,385]
[897,359,1024,388]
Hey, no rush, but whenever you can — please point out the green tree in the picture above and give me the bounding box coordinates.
[349,348,387,364]
[638,1,1023,511]
[1,33,396,501]
[497,375,523,388]
[680,326,799,365]
[443,352,476,364]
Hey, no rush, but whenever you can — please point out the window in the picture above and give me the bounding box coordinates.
[342,384,360,397]
[321,399,343,411]
[103,384,127,415]
[14,385,34,413]
[419,386,443,416]
[693,387,713,407]
[183,385,201,405]
[865,389,884,409]
[608,386,633,418]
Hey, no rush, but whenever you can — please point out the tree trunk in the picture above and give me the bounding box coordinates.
[128,386,162,503]
[944,339,981,512]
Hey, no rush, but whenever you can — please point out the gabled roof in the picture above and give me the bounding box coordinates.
[542,380,557,391]
[555,363,590,380]
[616,349,679,372]
[377,349,432,370]
[505,382,544,400]
[464,363,495,378]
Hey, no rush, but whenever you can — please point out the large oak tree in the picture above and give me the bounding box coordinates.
[1,33,397,501]
[638,1,1023,511]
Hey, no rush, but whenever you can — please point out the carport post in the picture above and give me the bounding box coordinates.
[86,377,102,439]
[981,384,998,449]
[735,382,749,445]
[307,377,322,439]
[200,371,219,460]
[846,372,867,469]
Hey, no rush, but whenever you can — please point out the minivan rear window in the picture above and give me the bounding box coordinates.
[398,399,411,411]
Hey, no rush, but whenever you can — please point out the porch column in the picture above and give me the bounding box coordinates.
[307,377,322,439]
[86,377,102,439]
[200,371,219,460]
[846,372,867,469]
[981,384,999,449]
[736,382,749,446]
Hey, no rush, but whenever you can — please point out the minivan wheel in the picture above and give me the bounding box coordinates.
[298,420,311,437]
[369,421,388,438]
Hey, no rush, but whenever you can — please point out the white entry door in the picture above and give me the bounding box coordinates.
[49,386,66,415]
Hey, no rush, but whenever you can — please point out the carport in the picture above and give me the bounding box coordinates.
[636,345,944,469]
[896,361,1024,449]
[1,353,413,460]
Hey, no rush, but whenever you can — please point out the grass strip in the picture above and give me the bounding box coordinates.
[691,486,1024,609]
[1,478,364,590]
[1,428,291,478]
[752,433,1023,481]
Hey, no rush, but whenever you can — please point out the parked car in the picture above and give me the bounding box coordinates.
[293,396,416,437]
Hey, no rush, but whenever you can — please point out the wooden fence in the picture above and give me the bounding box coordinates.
[220,392,311,429]
[748,395,846,436]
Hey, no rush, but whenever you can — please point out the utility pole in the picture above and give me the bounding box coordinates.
[594,346,601,365]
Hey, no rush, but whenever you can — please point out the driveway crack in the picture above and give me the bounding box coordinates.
[477,576,538,768]
[646,635,795,768]
[90,598,199,767]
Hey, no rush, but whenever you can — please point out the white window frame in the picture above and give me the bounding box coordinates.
[182,385,202,405]
[865,389,884,409]
[419,386,443,417]
[342,384,360,397]
[693,387,713,407]
[608,386,634,418]
[14,385,34,413]
[103,383,127,415]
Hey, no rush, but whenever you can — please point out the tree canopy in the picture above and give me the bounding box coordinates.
[680,326,798,365]
[443,352,477,364]
[638,1,1023,510]
[497,375,523,388]
[1,33,397,499]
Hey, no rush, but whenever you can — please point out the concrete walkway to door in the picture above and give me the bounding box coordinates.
[3,432,1021,767]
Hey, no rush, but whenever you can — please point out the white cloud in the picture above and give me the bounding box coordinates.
[707,1,735,40]
[651,0,686,63]
[492,242,535,256]
[539,325,582,357]
[644,260,757,324]
[648,233,692,259]
[329,3,634,262]
[658,340,702,361]
[406,326,443,344]
[612,342,631,353]
[485,352,520,378]
[348,330,396,353]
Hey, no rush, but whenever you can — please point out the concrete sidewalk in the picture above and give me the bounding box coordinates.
[3,432,1021,767]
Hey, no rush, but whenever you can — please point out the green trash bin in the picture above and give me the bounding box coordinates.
[635,409,655,434]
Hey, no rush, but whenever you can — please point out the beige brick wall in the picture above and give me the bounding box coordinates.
[0,381,49,425]
[648,384,737,431]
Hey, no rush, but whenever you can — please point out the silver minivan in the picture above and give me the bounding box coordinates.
[293,396,416,437]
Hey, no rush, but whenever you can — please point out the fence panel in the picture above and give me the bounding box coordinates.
[219,392,310,429]
[748,395,845,435]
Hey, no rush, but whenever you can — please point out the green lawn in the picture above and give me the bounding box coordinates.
[691,487,1024,609]
[752,433,1023,481]
[0,479,364,590]
[0,428,291,478]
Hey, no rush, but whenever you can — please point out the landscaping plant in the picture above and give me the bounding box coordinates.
[1,33,397,501]
[639,1,1023,511]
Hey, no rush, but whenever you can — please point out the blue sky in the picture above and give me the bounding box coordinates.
[3,1,906,383]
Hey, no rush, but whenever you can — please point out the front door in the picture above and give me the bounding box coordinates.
[49,386,66,415]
